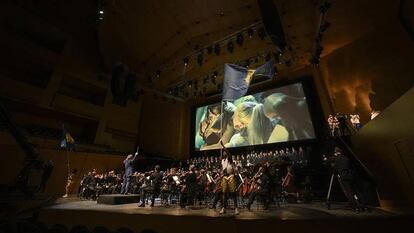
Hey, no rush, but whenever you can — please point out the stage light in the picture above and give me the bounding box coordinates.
[236,34,244,46]
[156,69,161,78]
[99,10,104,14]
[211,75,216,85]
[213,71,218,78]
[197,52,203,66]
[244,59,250,68]
[258,27,265,40]
[248,28,254,38]
[227,40,234,53]
[183,57,189,66]
[188,80,192,88]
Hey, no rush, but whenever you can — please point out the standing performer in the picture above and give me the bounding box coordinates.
[121,148,139,194]
[63,168,77,198]
[219,141,239,215]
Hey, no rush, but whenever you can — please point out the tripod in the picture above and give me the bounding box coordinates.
[325,173,362,211]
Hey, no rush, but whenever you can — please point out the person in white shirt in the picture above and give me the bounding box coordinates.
[219,141,239,215]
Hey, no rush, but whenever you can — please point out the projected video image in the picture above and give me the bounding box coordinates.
[194,83,315,151]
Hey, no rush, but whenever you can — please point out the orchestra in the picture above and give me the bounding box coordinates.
[77,146,311,213]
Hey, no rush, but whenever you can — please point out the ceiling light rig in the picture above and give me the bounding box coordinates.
[97,0,105,23]
[167,49,282,99]
[148,21,266,83]
[310,1,332,66]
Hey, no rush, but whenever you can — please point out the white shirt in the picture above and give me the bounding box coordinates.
[221,158,234,175]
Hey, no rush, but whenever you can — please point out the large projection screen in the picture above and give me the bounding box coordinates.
[194,83,315,151]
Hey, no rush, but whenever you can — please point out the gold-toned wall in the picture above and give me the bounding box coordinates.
[319,19,414,123]
[351,87,414,209]
[138,93,190,159]
[0,133,124,196]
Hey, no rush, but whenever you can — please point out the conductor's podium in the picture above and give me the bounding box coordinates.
[97,194,140,205]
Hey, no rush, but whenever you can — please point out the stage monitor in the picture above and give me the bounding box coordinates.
[194,83,315,151]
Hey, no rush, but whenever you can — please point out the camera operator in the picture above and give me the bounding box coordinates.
[324,147,363,211]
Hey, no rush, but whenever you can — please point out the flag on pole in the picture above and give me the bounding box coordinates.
[222,60,275,101]
[60,126,75,150]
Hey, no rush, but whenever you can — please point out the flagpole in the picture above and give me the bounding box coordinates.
[220,101,223,157]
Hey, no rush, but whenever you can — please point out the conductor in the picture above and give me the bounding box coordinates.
[121,148,139,194]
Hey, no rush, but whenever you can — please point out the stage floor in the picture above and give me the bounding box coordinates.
[38,198,414,233]
[45,198,394,219]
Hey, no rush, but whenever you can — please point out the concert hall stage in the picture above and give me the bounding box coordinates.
[37,198,413,233]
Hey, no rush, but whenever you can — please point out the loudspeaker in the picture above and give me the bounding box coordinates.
[257,0,287,51]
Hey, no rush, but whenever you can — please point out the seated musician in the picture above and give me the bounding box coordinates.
[138,165,163,207]
[246,165,272,210]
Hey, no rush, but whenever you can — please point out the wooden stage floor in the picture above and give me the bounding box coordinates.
[38,198,414,233]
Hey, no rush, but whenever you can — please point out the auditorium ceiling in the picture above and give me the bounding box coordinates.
[13,0,399,92]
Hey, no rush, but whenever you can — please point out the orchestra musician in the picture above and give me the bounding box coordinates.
[282,165,299,202]
[246,165,272,210]
[139,165,163,207]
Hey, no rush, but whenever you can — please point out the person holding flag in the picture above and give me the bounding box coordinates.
[60,125,76,197]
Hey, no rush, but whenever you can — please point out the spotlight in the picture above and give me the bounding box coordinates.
[258,27,265,40]
[156,69,161,78]
[211,75,216,85]
[197,52,203,66]
[236,34,244,46]
[188,80,192,88]
[214,43,221,56]
[227,40,234,53]
[247,28,254,38]
[183,57,189,66]
[319,21,331,32]
[272,52,282,64]
[244,59,250,68]
[99,10,104,14]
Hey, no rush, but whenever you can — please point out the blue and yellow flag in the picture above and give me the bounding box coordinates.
[222,60,275,101]
[60,126,75,149]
